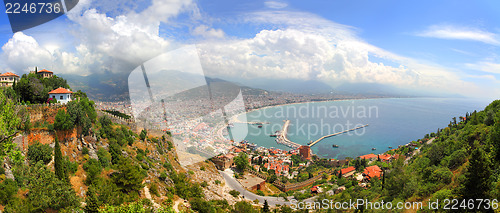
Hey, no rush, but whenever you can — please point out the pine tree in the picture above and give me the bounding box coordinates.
[54,135,65,181]
[262,200,270,213]
[460,147,491,207]
[84,186,100,213]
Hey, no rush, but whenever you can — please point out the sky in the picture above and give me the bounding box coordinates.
[0,0,499,99]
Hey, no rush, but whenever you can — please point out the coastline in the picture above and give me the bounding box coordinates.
[229,97,391,124]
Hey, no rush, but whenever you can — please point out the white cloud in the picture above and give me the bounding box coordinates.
[192,25,225,39]
[465,61,500,74]
[1,0,196,75]
[417,25,500,45]
[196,11,488,97]
[264,1,288,9]
[1,32,53,73]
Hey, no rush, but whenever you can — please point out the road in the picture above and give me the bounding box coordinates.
[219,169,290,206]
[405,137,435,164]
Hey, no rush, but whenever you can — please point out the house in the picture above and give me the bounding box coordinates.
[338,166,356,178]
[359,153,378,161]
[378,154,392,162]
[48,87,73,104]
[0,72,20,87]
[311,185,320,194]
[363,165,382,181]
[30,68,54,78]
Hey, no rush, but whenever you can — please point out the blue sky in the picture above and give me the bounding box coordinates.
[0,0,499,98]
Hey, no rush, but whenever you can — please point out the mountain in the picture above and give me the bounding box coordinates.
[59,71,130,102]
[216,77,335,94]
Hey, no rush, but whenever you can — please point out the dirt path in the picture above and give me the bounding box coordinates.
[143,185,161,208]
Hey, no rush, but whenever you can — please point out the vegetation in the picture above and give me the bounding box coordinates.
[103,109,131,119]
[12,72,69,104]
[27,142,52,165]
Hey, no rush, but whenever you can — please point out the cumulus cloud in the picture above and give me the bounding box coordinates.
[417,25,500,46]
[1,0,197,75]
[192,25,225,39]
[1,32,53,73]
[196,10,486,96]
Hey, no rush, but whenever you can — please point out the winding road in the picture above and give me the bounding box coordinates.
[219,169,291,206]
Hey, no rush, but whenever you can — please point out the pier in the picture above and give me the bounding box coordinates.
[276,120,301,149]
[307,124,369,147]
[233,121,270,125]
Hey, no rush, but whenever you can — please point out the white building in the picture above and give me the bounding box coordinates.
[0,72,20,87]
[48,87,73,104]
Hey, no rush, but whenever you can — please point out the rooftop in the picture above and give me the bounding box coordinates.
[38,69,53,73]
[49,87,73,94]
[0,72,19,77]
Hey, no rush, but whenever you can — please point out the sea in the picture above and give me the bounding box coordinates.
[230,98,493,159]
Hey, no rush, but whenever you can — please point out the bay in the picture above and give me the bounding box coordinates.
[231,98,492,159]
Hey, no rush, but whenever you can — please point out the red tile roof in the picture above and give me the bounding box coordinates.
[359,153,378,160]
[340,166,355,175]
[48,87,73,94]
[38,69,53,73]
[0,72,19,77]
[363,165,382,179]
[378,154,392,161]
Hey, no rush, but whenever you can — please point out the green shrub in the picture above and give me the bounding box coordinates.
[97,148,111,168]
[0,179,18,205]
[82,146,89,155]
[83,158,102,185]
[27,142,52,165]
[229,190,240,197]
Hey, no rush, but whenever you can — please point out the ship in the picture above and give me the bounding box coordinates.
[332,144,339,148]
[372,148,377,150]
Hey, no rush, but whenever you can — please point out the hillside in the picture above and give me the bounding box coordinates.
[317,100,500,212]
[0,89,250,212]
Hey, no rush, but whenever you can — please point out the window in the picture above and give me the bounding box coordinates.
[60,95,63,100]
[52,95,55,99]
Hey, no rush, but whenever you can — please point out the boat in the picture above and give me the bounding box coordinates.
[258,125,263,128]
[332,144,339,148]
[372,148,377,150]
[388,146,393,149]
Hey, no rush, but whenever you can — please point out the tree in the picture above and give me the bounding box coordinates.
[262,200,270,213]
[13,73,49,103]
[54,109,74,131]
[84,158,102,185]
[27,142,53,165]
[54,136,65,180]
[112,157,145,193]
[190,197,215,213]
[28,162,80,211]
[232,201,258,213]
[139,129,147,141]
[0,179,18,205]
[234,152,249,171]
[460,147,491,204]
[66,96,96,138]
[0,91,20,144]
[84,186,100,213]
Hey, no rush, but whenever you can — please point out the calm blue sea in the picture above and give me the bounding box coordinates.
[231,98,492,159]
